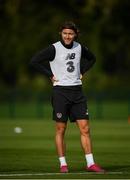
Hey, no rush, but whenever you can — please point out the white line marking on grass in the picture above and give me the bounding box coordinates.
[0,172,125,177]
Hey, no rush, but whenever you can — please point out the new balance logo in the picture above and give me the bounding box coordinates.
[65,53,75,60]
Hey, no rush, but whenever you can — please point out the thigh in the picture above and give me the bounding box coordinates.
[70,101,89,122]
[70,92,89,122]
[52,89,69,122]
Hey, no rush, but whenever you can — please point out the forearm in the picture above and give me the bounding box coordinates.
[80,45,96,75]
[30,61,53,77]
[30,45,55,77]
[83,55,96,73]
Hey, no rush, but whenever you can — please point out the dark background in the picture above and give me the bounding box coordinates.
[0,0,130,98]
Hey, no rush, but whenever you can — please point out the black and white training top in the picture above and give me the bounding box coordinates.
[50,41,82,86]
[30,40,96,86]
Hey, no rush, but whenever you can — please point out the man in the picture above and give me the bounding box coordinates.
[30,21,104,173]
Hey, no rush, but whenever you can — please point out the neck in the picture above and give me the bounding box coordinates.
[60,40,73,49]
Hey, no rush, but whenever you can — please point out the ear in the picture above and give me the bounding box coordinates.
[74,33,78,40]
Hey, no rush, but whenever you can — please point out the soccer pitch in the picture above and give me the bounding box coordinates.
[0,119,130,179]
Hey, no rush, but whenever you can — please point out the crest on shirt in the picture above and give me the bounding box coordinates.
[56,113,62,119]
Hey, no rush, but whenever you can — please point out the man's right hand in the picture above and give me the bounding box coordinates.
[50,76,59,84]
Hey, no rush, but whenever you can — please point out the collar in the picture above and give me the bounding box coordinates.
[60,40,73,49]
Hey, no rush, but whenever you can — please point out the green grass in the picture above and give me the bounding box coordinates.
[0,100,129,120]
[0,119,130,179]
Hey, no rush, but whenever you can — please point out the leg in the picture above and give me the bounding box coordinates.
[55,121,67,157]
[76,119,92,154]
[55,121,68,172]
[76,119,105,172]
[76,119,95,167]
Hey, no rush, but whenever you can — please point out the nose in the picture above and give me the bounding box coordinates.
[66,34,69,38]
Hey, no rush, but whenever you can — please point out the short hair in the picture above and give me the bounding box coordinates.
[59,21,80,35]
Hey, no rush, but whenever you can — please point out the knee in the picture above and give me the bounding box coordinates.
[56,126,66,135]
[80,125,90,136]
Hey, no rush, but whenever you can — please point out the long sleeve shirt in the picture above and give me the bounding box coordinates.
[30,41,96,79]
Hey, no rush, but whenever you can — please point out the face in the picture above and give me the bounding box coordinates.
[61,28,76,45]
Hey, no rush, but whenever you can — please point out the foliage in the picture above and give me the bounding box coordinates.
[0,0,130,93]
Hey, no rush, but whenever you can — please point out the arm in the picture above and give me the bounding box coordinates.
[80,45,96,75]
[30,45,55,78]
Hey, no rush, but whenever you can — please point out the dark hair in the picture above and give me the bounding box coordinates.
[60,21,80,35]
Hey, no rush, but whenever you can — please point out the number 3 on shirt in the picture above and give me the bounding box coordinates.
[66,61,75,73]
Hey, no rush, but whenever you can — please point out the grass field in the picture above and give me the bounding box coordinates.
[0,118,130,179]
[0,100,129,120]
